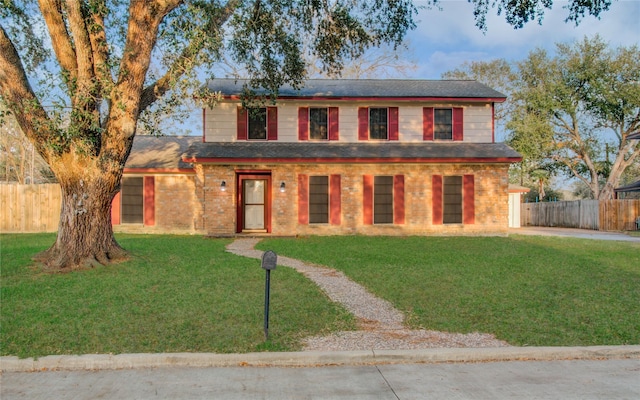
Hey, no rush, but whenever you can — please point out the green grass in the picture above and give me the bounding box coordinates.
[0,234,354,358]
[257,235,640,347]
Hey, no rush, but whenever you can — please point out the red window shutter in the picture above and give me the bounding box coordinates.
[328,107,339,141]
[388,107,399,140]
[432,175,443,225]
[267,106,278,140]
[143,176,155,226]
[358,107,369,141]
[393,175,405,224]
[298,107,309,141]
[453,107,464,141]
[423,107,434,141]
[330,174,341,225]
[463,174,475,224]
[111,191,121,225]
[298,174,309,225]
[237,106,247,140]
[363,175,373,224]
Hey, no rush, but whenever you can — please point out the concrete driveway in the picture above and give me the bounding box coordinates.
[510,227,640,242]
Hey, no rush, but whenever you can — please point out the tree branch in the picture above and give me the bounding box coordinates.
[139,0,240,113]
[109,0,182,129]
[38,0,78,88]
[0,25,53,159]
[87,2,111,86]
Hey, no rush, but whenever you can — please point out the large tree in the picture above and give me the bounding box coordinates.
[0,0,617,270]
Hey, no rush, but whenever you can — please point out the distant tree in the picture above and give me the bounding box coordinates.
[510,36,640,200]
[445,36,640,200]
[1,104,54,183]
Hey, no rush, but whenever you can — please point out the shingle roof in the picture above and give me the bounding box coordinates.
[125,136,199,170]
[183,142,521,163]
[614,179,640,193]
[205,78,507,100]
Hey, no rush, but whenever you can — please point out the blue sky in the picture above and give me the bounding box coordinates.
[406,0,640,78]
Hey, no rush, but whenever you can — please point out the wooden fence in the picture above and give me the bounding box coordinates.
[1,184,61,232]
[521,199,640,231]
[600,199,640,231]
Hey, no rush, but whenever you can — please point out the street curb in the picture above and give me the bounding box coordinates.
[2,346,639,372]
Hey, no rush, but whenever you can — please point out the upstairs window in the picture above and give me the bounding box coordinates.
[434,109,453,140]
[309,108,328,140]
[237,106,278,140]
[298,107,339,141]
[423,107,463,141]
[248,108,267,140]
[358,107,399,141]
[369,108,388,140]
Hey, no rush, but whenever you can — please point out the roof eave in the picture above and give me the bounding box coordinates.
[182,156,522,164]
[222,95,506,103]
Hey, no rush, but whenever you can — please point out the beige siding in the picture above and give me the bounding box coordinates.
[204,102,237,142]
[399,106,424,142]
[204,101,495,143]
[462,104,494,143]
[275,103,298,142]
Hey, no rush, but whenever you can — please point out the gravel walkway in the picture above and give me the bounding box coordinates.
[226,238,510,351]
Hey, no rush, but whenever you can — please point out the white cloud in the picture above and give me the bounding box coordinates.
[408,0,640,78]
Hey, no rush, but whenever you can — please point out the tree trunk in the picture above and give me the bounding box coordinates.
[34,169,128,271]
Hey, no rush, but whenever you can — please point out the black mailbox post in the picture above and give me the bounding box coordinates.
[261,251,277,340]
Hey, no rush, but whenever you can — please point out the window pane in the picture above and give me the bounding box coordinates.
[121,177,143,224]
[309,176,329,223]
[309,108,328,140]
[434,109,452,140]
[443,176,462,224]
[369,108,388,140]
[248,108,267,139]
[374,176,393,224]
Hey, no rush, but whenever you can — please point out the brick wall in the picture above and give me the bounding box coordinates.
[155,175,199,231]
[195,163,510,236]
[114,173,201,234]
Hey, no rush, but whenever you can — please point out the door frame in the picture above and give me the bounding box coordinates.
[236,172,272,233]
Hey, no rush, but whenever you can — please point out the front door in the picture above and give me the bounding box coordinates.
[237,174,271,233]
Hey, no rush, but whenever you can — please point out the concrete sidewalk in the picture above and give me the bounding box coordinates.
[2,345,639,372]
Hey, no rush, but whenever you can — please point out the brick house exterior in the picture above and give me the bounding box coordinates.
[185,79,520,236]
[111,136,202,234]
[113,79,520,236]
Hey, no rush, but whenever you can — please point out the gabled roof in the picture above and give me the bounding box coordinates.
[125,136,199,171]
[183,142,521,164]
[627,132,640,140]
[205,78,507,102]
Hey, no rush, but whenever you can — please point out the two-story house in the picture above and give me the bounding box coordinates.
[157,78,520,236]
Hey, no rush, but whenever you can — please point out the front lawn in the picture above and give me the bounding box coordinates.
[0,234,354,358]
[258,235,640,347]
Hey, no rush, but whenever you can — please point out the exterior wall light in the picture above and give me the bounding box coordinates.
[220,180,226,192]
[280,182,286,193]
